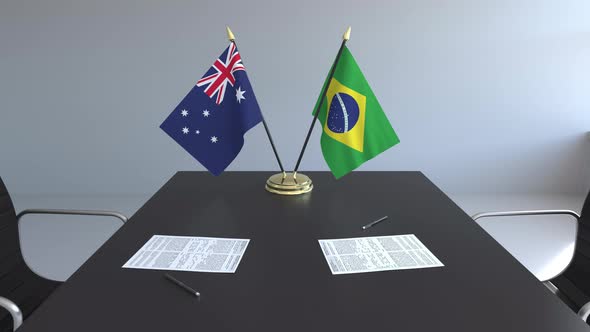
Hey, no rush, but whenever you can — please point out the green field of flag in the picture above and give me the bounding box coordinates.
[313,46,400,178]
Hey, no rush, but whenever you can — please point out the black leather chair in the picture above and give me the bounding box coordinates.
[473,191,590,322]
[553,192,590,319]
[0,177,127,331]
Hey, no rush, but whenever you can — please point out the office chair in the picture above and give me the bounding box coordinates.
[0,177,127,331]
[472,190,590,322]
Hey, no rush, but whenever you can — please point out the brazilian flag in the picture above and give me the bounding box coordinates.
[313,46,400,178]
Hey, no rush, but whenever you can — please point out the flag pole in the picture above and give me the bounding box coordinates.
[292,26,351,176]
[226,26,286,175]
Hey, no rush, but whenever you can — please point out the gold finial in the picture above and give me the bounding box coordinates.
[343,26,351,41]
[226,26,235,42]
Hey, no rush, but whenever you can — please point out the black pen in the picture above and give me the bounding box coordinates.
[165,273,200,298]
[361,216,389,230]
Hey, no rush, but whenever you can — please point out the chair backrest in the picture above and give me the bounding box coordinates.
[582,191,590,223]
[553,190,590,312]
[0,177,24,331]
[0,177,59,331]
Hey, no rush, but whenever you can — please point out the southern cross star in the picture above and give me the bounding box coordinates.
[203,110,210,117]
[211,136,218,143]
[236,87,246,104]
[182,127,189,134]
[180,109,189,117]
[195,130,200,134]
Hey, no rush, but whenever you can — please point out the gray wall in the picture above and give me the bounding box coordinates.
[1,0,589,196]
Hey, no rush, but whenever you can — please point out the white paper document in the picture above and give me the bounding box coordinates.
[123,235,250,273]
[318,234,443,275]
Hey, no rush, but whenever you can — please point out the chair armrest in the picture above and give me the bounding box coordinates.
[0,296,23,331]
[579,301,590,322]
[471,209,580,221]
[16,209,128,224]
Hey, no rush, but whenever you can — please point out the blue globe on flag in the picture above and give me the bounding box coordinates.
[327,92,360,134]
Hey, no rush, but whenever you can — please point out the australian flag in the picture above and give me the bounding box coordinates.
[160,42,263,175]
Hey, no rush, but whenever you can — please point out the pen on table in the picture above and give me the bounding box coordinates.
[164,273,200,298]
[361,216,389,230]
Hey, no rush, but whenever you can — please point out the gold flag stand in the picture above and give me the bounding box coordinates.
[265,172,313,195]
[226,26,351,196]
[265,27,351,195]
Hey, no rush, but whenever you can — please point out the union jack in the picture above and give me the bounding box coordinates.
[196,42,245,105]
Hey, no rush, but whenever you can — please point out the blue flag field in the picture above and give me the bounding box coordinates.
[160,43,262,175]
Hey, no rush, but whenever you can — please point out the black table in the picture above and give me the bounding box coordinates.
[18,172,590,331]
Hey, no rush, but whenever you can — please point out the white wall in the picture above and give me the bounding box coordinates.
[1,0,589,196]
